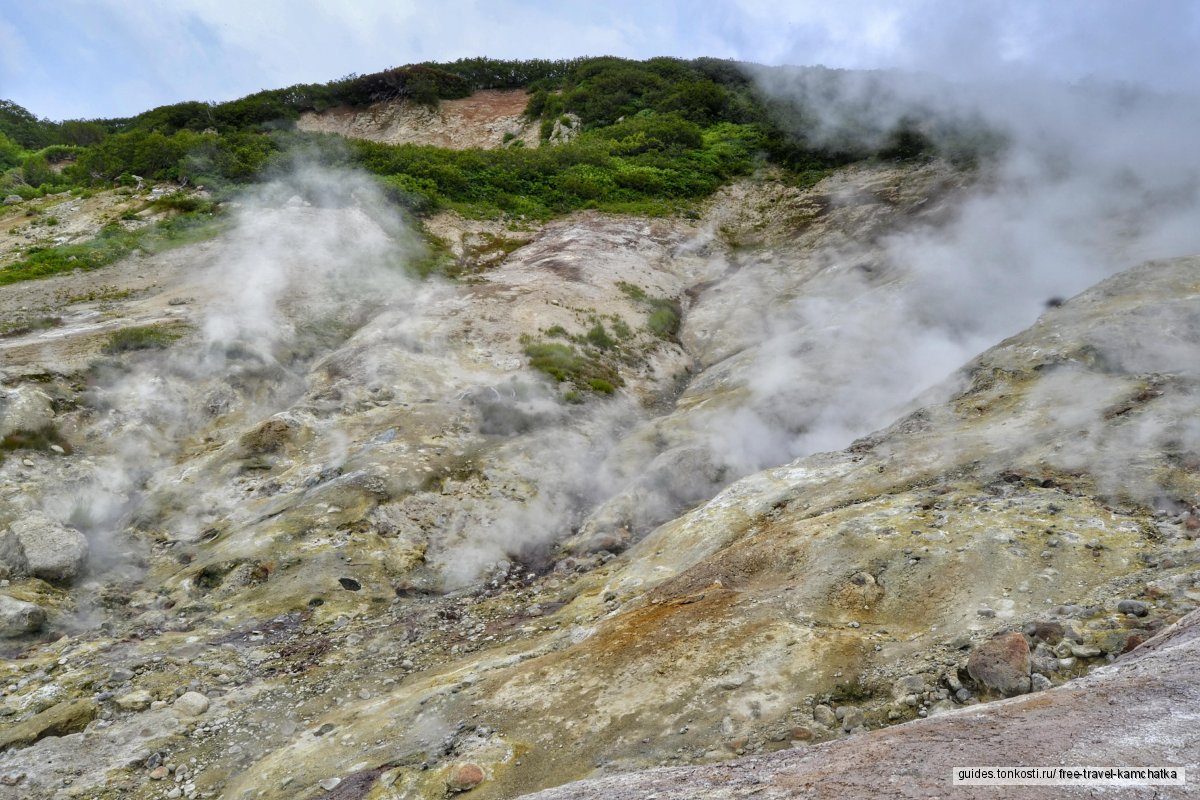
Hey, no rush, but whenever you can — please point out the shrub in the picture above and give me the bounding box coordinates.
[0,425,72,456]
[101,325,181,354]
[523,340,622,395]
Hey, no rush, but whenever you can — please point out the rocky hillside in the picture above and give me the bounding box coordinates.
[523,607,1200,800]
[295,90,542,149]
[0,146,1196,800]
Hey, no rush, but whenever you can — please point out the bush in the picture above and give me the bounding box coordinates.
[21,154,55,187]
[523,340,621,395]
[101,325,181,354]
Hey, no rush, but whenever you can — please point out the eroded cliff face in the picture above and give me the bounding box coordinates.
[295,90,541,149]
[0,160,1196,800]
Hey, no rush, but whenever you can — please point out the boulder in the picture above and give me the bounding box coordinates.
[2,195,21,206]
[447,763,485,792]
[0,531,28,580]
[967,632,1031,696]
[8,514,88,584]
[173,691,210,716]
[1117,599,1149,617]
[0,386,55,438]
[0,594,46,638]
[0,699,96,752]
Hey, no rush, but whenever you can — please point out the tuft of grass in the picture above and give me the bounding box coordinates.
[0,203,224,287]
[583,322,616,350]
[523,340,621,395]
[618,281,681,339]
[101,324,181,354]
[0,315,62,338]
[1,425,72,456]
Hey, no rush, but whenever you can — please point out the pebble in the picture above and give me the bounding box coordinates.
[977,607,996,618]
[150,767,170,780]
[116,690,154,711]
[318,777,342,791]
[1069,643,1102,658]
[1031,673,1052,691]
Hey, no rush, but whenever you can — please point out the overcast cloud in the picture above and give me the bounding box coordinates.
[0,0,1197,120]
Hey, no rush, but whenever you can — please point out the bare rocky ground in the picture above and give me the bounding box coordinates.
[521,607,1200,799]
[0,158,1196,800]
[295,90,542,149]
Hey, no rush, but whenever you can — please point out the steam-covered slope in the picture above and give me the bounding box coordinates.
[0,163,1197,800]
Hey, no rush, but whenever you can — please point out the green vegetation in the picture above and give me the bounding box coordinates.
[2,56,976,211]
[350,116,763,218]
[0,315,61,338]
[101,324,182,354]
[0,56,999,293]
[618,282,681,339]
[1,424,72,456]
[522,339,622,397]
[0,202,223,287]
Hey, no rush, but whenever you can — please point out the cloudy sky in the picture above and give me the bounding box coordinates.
[1,0,1197,120]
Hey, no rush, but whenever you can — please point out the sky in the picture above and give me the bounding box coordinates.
[1,0,1198,121]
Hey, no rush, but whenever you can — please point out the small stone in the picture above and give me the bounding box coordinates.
[1031,673,1052,691]
[812,705,837,727]
[150,767,170,780]
[839,707,864,732]
[976,607,996,618]
[1117,599,1149,617]
[0,772,25,786]
[447,763,485,792]
[173,691,209,716]
[1030,621,1065,644]
[1069,643,1102,658]
[108,668,134,685]
[318,777,341,791]
[892,675,925,698]
[954,688,972,703]
[116,690,154,711]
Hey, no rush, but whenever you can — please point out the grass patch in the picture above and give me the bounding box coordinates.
[54,286,135,304]
[618,281,681,339]
[0,315,61,338]
[522,339,622,396]
[1,425,72,456]
[0,203,225,287]
[100,324,182,354]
